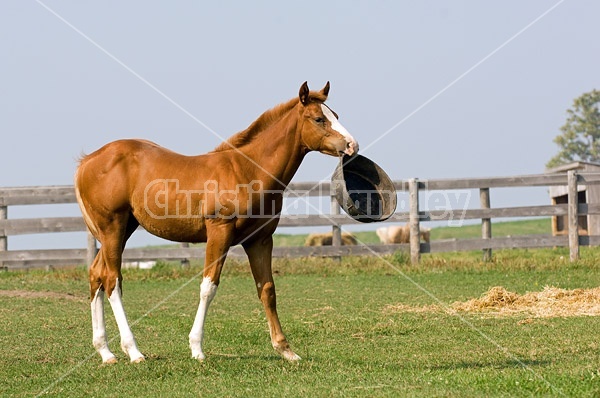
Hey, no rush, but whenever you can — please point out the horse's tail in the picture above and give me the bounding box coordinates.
[74,156,99,239]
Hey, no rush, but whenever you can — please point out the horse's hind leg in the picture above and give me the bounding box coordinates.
[90,213,144,363]
[243,236,300,362]
[89,250,117,364]
[106,274,145,363]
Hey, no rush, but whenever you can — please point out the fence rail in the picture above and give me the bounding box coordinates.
[1,171,598,269]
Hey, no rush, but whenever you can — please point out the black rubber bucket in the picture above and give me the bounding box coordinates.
[332,154,397,223]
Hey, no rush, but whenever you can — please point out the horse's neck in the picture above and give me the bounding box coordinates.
[240,109,305,189]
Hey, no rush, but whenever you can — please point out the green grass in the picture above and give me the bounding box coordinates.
[3,247,600,397]
[272,233,307,247]
[273,218,551,247]
[430,218,551,241]
[273,230,382,246]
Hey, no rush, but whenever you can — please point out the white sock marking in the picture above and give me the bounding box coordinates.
[189,276,218,360]
[107,279,144,362]
[91,288,116,363]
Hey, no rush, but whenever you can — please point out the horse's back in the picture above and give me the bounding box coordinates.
[78,139,153,191]
[78,139,171,169]
[75,139,215,242]
[75,139,174,217]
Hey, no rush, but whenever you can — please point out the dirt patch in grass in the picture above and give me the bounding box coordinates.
[383,303,442,314]
[385,286,600,318]
[0,290,85,301]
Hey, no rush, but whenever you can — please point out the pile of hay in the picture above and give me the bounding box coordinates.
[384,286,600,318]
[452,286,600,318]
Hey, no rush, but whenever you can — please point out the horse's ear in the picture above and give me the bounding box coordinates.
[320,81,330,98]
[299,81,310,105]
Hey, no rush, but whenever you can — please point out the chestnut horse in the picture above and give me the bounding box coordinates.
[75,82,359,363]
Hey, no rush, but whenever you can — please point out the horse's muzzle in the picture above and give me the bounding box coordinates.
[343,139,359,156]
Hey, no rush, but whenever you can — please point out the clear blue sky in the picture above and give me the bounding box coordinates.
[2,1,599,249]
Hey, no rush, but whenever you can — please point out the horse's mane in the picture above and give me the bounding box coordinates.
[212,90,327,152]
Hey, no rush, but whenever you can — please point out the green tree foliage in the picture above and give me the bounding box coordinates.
[547,89,600,169]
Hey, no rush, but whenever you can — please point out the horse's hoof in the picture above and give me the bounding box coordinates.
[131,355,145,363]
[281,350,301,362]
[191,353,206,361]
[103,356,118,364]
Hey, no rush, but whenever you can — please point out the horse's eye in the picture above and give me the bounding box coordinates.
[315,117,325,124]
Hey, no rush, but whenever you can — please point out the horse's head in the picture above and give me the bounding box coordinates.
[298,81,359,157]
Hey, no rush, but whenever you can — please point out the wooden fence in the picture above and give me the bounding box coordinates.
[1,170,599,270]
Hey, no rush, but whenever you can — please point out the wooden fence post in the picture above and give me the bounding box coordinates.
[568,170,580,261]
[480,188,492,261]
[409,178,420,264]
[330,194,342,262]
[86,230,98,268]
[330,194,342,247]
[0,205,6,270]
[180,242,190,267]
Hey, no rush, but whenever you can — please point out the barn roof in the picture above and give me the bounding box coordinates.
[546,161,600,174]
[546,161,600,198]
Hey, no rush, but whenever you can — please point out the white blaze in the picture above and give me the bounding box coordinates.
[321,104,359,155]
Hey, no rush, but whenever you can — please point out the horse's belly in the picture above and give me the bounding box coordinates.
[135,213,207,243]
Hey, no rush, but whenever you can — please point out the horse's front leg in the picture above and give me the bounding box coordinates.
[243,236,301,362]
[189,223,233,361]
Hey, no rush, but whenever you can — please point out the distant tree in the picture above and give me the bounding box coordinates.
[547,89,600,169]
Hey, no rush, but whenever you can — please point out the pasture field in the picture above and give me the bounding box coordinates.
[428,218,551,241]
[2,246,600,397]
[273,218,551,246]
